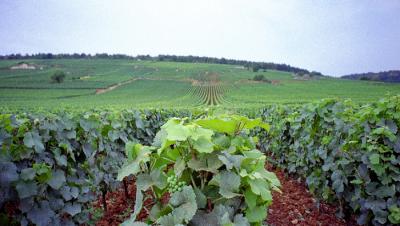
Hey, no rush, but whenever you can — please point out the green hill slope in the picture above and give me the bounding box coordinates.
[1,59,400,110]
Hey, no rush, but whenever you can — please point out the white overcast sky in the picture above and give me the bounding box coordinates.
[0,0,399,76]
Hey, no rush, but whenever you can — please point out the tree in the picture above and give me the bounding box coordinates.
[252,63,261,72]
[253,74,271,83]
[50,71,66,83]
[253,74,264,81]
[310,71,322,77]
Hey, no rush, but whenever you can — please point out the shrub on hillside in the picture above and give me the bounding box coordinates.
[253,74,272,83]
[50,70,66,83]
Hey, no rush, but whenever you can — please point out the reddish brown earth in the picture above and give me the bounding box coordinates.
[93,170,357,226]
[93,179,154,226]
[266,167,357,226]
[92,179,169,226]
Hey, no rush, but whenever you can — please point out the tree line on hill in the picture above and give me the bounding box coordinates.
[341,70,400,83]
[0,53,322,76]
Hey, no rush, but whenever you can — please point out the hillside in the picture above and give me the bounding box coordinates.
[0,53,316,76]
[341,70,400,83]
[0,58,400,110]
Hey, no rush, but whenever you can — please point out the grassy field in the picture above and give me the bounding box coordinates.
[1,59,400,110]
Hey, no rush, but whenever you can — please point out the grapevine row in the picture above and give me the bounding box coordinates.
[0,110,192,225]
[256,96,400,225]
[187,83,231,106]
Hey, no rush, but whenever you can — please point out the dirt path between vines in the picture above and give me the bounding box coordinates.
[95,78,140,95]
[95,77,196,95]
[265,167,357,226]
[93,168,357,226]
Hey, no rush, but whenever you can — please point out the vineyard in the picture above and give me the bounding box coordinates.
[1,59,400,109]
[0,96,399,225]
[1,58,400,226]
[2,0,400,224]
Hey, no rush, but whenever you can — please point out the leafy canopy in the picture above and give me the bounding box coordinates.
[117,115,279,225]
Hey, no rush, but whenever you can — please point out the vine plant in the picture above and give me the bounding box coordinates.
[118,115,280,226]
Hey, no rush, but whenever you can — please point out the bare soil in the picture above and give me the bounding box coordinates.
[265,166,357,226]
[10,63,36,70]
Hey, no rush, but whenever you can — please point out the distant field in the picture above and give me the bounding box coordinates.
[1,59,400,110]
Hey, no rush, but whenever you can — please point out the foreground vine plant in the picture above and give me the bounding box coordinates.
[117,115,280,226]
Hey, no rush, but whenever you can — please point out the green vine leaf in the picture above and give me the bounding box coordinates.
[195,115,269,135]
[23,131,44,153]
[193,136,214,153]
[195,118,238,135]
[117,142,151,181]
[218,151,244,170]
[130,189,144,221]
[174,157,186,177]
[157,186,197,226]
[247,178,272,202]
[163,118,190,141]
[47,170,66,190]
[194,187,207,209]
[369,153,380,165]
[219,171,241,198]
[388,205,400,224]
[0,162,19,184]
[245,205,267,223]
[118,162,140,181]
[188,154,223,173]
[16,181,38,199]
[188,125,214,141]
[26,201,55,226]
[244,188,257,209]
[63,203,81,216]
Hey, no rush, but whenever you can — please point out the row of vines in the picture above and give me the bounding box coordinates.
[188,84,231,106]
[0,109,193,225]
[258,96,400,225]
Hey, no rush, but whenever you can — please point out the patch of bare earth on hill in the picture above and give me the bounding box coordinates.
[9,62,40,70]
[183,78,200,85]
[190,72,223,85]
